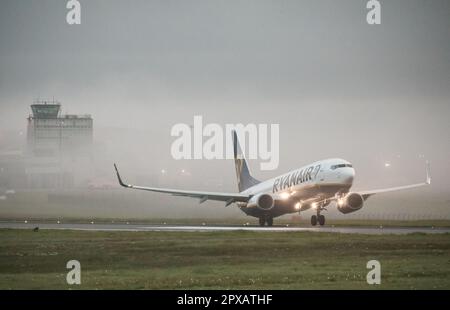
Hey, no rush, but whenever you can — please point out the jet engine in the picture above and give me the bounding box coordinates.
[248,193,275,211]
[337,192,364,214]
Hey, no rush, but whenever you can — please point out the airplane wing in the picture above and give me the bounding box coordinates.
[358,161,431,200]
[114,164,251,206]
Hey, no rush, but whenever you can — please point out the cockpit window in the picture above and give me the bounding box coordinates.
[331,163,353,170]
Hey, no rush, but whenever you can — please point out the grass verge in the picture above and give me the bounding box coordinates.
[0,229,449,289]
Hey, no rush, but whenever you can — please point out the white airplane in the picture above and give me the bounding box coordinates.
[114,131,431,227]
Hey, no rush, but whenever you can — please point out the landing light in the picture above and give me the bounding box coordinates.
[280,192,290,200]
[311,203,318,209]
[295,202,301,210]
[338,199,344,207]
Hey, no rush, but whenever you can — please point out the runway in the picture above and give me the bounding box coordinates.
[0,222,449,234]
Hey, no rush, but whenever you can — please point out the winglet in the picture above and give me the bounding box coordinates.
[426,160,431,185]
[114,163,130,188]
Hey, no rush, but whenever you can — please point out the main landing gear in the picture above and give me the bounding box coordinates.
[311,207,326,226]
[259,217,273,227]
[311,214,325,226]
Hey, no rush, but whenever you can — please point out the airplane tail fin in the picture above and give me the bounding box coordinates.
[232,130,261,192]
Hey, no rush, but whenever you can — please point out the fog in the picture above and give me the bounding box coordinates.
[0,0,449,220]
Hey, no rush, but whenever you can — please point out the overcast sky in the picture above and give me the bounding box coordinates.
[0,0,449,217]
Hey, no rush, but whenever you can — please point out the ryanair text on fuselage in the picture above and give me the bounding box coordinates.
[272,165,321,193]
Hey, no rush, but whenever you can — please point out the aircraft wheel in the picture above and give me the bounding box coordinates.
[311,215,317,226]
[266,217,273,227]
[259,217,265,227]
[318,215,325,226]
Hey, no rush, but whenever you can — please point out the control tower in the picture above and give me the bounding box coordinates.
[27,99,93,157]
[26,99,93,188]
[30,101,61,119]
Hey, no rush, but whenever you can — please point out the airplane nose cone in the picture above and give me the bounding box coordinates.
[342,168,355,185]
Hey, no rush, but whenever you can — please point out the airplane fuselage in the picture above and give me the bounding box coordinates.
[238,158,355,218]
